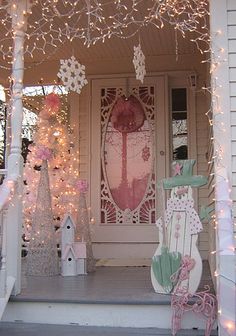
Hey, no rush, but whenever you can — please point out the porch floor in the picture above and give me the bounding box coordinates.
[12,260,214,304]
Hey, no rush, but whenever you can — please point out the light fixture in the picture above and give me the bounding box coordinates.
[188,73,197,90]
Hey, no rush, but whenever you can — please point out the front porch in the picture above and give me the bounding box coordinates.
[0,1,235,335]
[2,261,216,331]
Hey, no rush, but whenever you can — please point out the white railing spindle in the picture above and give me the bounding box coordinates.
[0,209,7,298]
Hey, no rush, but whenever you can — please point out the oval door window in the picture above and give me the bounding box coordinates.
[103,95,153,211]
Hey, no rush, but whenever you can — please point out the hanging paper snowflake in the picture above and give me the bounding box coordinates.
[133,43,146,83]
[57,56,88,94]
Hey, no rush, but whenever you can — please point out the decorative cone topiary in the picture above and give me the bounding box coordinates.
[75,181,95,272]
[26,160,59,276]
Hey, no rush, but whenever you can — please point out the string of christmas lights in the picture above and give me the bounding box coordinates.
[205,4,236,334]
[23,92,80,241]
[0,0,209,69]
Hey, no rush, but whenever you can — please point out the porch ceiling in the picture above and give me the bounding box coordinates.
[51,25,199,63]
[0,1,209,84]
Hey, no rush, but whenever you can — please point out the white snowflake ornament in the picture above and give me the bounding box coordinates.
[57,56,88,94]
[133,43,146,83]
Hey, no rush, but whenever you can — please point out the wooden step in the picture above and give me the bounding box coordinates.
[0,322,218,336]
[2,265,217,331]
[3,300,217,331]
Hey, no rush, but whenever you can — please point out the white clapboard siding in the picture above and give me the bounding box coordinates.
[225,0,236,292]
[228,0,236,10]
[229,40,236,53]
[230,97,236,110]
[230,82,236,96]
[232,172,236,185]
[195,88,210,260]
[228,26,236,39]
[231,111,236,125]
[78,84,90,181]
[228,11,236,25]
[229,67,236,82]
[231,126,236,141]
[199,79,216,284]
[228,0,236,252]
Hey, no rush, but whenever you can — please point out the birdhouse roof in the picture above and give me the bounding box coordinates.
[61,242,87,260]
[61,213,76,229]
[61,244,77,260]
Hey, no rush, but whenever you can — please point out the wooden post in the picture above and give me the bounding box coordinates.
[209,1,236,335]
[6,0,31,295]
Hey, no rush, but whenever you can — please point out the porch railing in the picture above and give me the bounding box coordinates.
[0,169,19,319]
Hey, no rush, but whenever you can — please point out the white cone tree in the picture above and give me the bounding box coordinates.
[75,180,95,272]
[26,160,59,276]
[23,93,80,240]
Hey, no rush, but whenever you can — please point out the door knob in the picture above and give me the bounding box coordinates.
[160,150,165,156]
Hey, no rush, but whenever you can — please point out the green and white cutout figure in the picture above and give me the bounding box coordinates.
[151,160,207,294]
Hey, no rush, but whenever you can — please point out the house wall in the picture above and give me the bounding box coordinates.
[206,82,216,286]
[205,0,236,293]
[228,0,236,248]
[196,81,211,261]
[209,1,236,335]
[75,54,210,260]
[16,29,211,262]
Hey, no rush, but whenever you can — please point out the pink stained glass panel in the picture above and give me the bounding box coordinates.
[103,96,153,211]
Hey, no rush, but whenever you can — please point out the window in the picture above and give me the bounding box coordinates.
[171,88,188,160]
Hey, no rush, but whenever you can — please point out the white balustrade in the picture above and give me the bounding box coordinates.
[0,174,18,299]
[0,210,7,298]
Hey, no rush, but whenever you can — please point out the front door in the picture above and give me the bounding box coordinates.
[91,76,167,264]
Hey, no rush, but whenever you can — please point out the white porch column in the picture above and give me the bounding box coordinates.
[6,0,31,295]
[210,1,236,336]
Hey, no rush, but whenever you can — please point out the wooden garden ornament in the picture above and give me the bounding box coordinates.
[171,255,217,336]
[151,160,208,294]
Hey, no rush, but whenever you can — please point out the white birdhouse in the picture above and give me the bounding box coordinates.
[61,242,87,276]
[61,244,78,276]
[61,213,76,252]
[73,242,87,275]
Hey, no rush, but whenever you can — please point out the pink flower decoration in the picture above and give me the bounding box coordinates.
[35,145,53,161]
[39,93,61,120]
[44,93,61,113]
[76,179,89,193]
[182,255,195,272]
